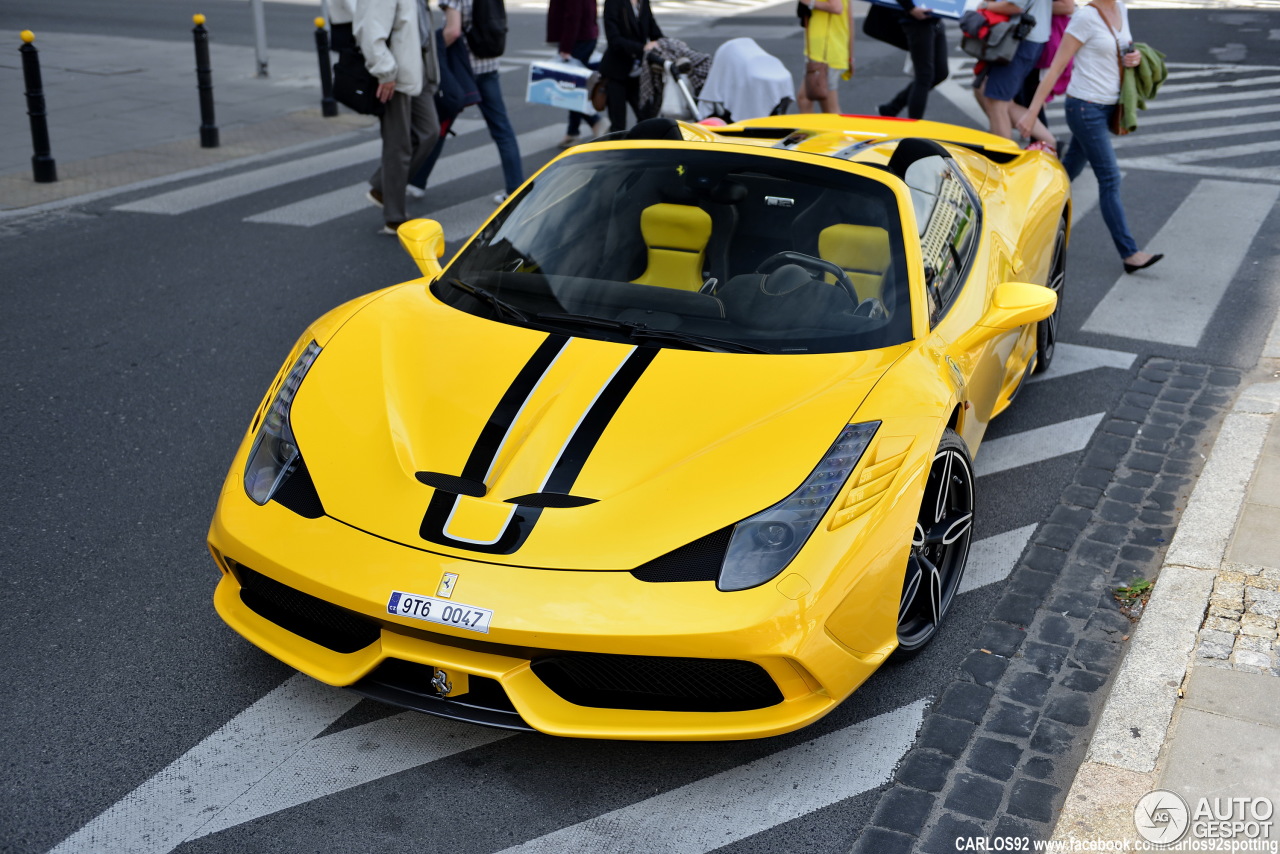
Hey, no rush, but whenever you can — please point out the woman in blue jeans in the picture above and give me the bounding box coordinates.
[1018,0,1161,274]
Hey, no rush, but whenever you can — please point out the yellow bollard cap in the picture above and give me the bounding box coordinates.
[315,17,326,28]
[20,30,35,43]
[193,13,206,25]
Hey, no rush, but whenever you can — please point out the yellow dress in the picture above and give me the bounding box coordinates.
[805,5,850,70]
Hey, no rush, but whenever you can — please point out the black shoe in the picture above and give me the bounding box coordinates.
[877,103,897,117]
[1123,253,1163,274]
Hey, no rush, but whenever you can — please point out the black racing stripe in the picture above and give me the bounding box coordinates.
[419,335,568,553]
[542,347,658,495]
[460,334,569,483]
[419,344,657,555]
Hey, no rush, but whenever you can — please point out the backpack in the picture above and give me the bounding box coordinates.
[959,9,1036,65]
[465,0,507,59]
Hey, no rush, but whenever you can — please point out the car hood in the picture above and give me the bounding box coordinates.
[290,284,906,569]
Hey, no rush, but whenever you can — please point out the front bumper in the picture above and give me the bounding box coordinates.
[208,482,903,740]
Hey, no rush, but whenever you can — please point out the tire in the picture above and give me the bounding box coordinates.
[895,428,975,653]
[1033,217,1067,374]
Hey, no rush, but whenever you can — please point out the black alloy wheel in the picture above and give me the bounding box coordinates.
[896,429,975,653]
[1033,217,1068,374]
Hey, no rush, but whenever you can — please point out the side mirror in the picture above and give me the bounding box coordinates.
[979,282,1057,330]
[397,218,446,279]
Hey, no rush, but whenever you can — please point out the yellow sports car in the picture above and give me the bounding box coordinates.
[209,115,1068,740]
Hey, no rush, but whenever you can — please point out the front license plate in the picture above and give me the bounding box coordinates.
[386,590,493,634]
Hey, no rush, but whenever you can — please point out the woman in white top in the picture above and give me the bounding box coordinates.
[1017,0,1162,274]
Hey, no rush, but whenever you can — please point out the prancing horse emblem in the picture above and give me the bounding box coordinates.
[436,572,458,598]
[430,669,452,696]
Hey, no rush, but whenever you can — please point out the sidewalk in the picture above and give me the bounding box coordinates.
[0,28,376,211]
[1053,321,1280,848]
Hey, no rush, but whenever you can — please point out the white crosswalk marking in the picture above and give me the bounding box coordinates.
[959,524,1038,595]
[245,123,565,227]
[495,700,927,854]
[1083,179,1280,346]
[974,413,1107,478]
[1030,342,1136,383]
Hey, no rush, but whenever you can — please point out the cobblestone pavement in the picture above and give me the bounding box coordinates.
[852,359,1243,853]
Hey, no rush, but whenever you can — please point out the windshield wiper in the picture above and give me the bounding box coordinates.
[535,311,765,354]
[446,278,531,323]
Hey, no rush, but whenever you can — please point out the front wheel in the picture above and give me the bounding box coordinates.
[895,428,975,653]
[1033,217,1067,374]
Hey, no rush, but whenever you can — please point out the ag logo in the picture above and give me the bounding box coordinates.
[1134,789,1190,843]
[436,572,458,599]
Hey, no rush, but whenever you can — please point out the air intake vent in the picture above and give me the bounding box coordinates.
[630,525,732,582]
[233,562,379,653]
[532,653,782,712]
[273,458,325,519]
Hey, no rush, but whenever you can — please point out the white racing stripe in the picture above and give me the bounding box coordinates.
[958,524,1037,595]
[48,674,360,854]
[495,700,927,854]
[974,413,1106,478]
[190,711,517,839]
[1083,180,1280,346]
[245,123,565,227]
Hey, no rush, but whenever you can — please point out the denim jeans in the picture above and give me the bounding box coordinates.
[410,69,524,195]
[1061,96,1139,259]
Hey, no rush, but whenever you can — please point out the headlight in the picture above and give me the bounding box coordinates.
[243,341,321,505]
[718,422,878,592]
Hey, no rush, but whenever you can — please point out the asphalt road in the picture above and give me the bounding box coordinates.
[2,3,1279,853]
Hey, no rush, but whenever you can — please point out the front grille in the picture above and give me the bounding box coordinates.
[352,658,532,731]
[234,562,380,653]
[532,653,782,712]
[630,525,733,583]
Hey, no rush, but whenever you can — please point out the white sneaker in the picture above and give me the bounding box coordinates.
[492,191,509,204]
[406,185,426,199]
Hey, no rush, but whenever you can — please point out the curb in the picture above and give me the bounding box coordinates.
[1052,357,1280,844]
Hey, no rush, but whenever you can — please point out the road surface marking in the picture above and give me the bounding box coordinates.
[1030,342,1136,383]
[495,700,927,854]
[1083,180,1280,346]
[245,124,564,227]
[975,413,1107,477]
[959,524,1038,595]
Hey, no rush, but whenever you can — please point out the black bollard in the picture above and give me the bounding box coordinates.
[192,14,219,148]
[314,18,337,118]
[19,31,57,183]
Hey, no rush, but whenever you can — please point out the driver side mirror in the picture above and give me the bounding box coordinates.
[397,219,447,279]
[979,282,1057,331]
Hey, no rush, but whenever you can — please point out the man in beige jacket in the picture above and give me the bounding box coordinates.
[355,0,442,232]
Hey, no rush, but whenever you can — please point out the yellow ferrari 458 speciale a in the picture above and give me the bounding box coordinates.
[209,114,1068,740]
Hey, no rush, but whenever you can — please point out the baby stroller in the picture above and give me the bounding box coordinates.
[696,38,795,123]
[641,39,712,121]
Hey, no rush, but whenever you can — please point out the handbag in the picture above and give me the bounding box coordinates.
[434,28,481,122]
[332,49,385,116]
[1091,6,1132,135]
[804,59,830,101]
[960,10,1035,65]
[587,71,608,112]
[863,3,909,52]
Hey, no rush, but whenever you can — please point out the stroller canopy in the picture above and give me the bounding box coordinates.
[698,38,795,123]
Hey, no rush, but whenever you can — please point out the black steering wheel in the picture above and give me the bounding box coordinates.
[757,251,859,304]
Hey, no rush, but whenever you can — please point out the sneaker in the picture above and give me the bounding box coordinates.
[406,185,426,200]
[379,221,404,235]
[558,134,581,148]
[366,187,384,208]
[492,191,509,204]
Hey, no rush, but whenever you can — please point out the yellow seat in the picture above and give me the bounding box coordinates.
[632,203,713,292]
[818,224,891,302]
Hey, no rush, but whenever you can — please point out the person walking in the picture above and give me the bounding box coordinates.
[601,0,663,132]
[441,0,524,202]
[1017,0,1162,273]
[876,0,948,120]
[796,0,853,114]
[356,0,442,234]
[547,0,604,146]
[972,0,1056,148]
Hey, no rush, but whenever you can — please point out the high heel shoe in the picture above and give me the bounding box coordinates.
[1124,253,1163,274]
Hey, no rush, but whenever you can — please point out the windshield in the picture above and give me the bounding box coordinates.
[434,148,913,355]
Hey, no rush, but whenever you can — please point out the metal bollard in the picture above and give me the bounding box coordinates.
[192,14,219,148]
[19,31,57,183]
[314,18,337,118]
